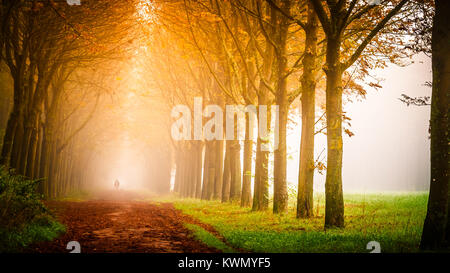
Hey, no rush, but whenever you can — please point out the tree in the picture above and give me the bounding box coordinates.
[0,0,137,198]
[309,0,410,228]
[264,0,325,216]
[297,1,320,218]
[271,0,291,214]
[420,0,449,250]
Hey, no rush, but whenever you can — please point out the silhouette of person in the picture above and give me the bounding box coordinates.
[114,179,120,190]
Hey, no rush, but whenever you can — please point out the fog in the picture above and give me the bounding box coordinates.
[93,54,432,194]
[287,54,432,192]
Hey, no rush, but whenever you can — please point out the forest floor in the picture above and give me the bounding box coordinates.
[166,192,428,253]
[26,190,226,253]
[25,191,428,253]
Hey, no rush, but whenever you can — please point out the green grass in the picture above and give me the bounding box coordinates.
[169,192,428,253]
[0,216,65,253]
[184,223,236,253]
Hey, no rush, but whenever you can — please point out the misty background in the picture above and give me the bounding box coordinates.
[286,53,432,193]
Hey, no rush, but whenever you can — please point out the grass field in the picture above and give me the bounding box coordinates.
[169,193,428,253]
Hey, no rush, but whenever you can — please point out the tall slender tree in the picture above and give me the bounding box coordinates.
[310,0,409,227]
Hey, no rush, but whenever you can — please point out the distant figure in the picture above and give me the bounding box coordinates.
[114,179,120,190]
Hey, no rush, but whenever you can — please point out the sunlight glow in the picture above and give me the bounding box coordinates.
[136,0,158,24]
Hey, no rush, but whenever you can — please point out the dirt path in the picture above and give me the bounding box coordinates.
[28,197,221,253]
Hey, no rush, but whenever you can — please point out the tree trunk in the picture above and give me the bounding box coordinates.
[19,116,36,174]
[0,74,22,167]
[252,2,275,211]
[202,141,215,200]
[252,136,261,210]
[324,36,345,228]
[39,132,50,197]
[174,149,182,193]
[229,139,241,202]
[201,143,210,199]
[214,139,224,199]
[206,141,216,200]
[253,103,271,211]
[48,139,58,199]
[25,121,38,178]
[0,107,18,166]
[241,113,253,207]
[180,149,189,197]
[420,0,450,250]
[273,0,290,213]
[222,141,231,202]
[189,143,199,197]
[195,142,204,198]
[183,144,192,197]
[273,97,288,213]
[35,127,43,192]
[297,3,319,218]
[10,114,24,170]
[258,137,270,211]
[0,95,11,131]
